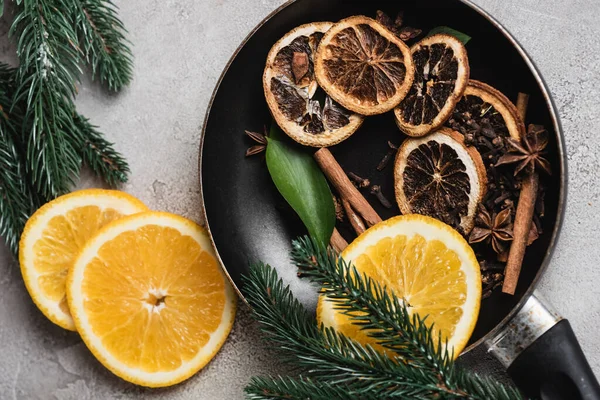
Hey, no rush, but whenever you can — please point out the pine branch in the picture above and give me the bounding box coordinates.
[243,263,444,395]
[10,0,85,200]
[246,376,379,400]
[72,114,129,186]
[72,0,133,91]
[0,63,34,255]
[291,236,452,367]
[244,241,524,399]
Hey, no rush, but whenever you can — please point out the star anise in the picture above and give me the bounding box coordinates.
[245,126,268,157]
[469,206,514,254]
[495,124,551,176]
[376,10,422,41]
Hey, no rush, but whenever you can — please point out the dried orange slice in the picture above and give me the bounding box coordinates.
[19,189,148,330]
[394,34,469,137]
[318,215,481,356]
[394,128,486,234]
[66,212,236,387]
[314,16,415,115]
[448,79,525,142]
[264,22,364,147]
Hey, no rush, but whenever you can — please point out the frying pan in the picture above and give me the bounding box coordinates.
[199,0,600,397]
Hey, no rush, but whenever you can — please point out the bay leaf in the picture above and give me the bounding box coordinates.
[265,125,335,247]
[427,26,471,45]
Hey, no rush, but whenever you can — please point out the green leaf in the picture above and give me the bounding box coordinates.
[427,26,471,44]
[265,124,335,247]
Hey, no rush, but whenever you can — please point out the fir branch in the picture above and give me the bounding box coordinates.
[0,63,34,255]
[243,263,436,397]
[244,241,524,399]
[291,236,453,368]
[10,0,85,200]
[245,376,378,400]
[72,0,133,91]
[72,113,129,186]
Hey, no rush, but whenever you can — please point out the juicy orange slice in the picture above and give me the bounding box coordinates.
[19,189,148,330]
[66,212,236,387]
[318,214,481,356]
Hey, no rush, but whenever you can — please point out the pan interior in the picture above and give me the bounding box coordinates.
[200,0,564,348]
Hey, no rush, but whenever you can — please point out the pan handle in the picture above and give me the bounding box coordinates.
[486,291,600,399]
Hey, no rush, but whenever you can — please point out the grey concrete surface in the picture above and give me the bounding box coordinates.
[0,0,599,398]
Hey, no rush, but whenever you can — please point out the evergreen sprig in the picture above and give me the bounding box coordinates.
[0,0,132,254]
[72,0,133,91]
[11,0,85,200]
[243,237,524,399]
[0,64,33,255]
[73,113,129,186]
[246,376,379,400]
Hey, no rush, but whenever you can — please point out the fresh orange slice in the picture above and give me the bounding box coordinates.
[19,189,148,330]
[318,215,481,357]
[66,212,236,387]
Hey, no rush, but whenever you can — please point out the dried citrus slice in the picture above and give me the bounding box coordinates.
[447,79,525,142]
[318,214,481,356]
[394,34,469,137]
[314,16,415,115]
[264,22,364,147]
[66,212,236,387]
[19,189,148,331]
[394,128,486,234]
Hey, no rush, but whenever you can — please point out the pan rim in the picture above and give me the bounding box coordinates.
[198,0,567,355]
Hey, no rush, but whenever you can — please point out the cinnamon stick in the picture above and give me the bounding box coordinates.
[329,228,349,253]
[342,199,366,235]
[502,173,538,294]
[314,148,382,227]
[516,93,529,124]
[502,92,535,295]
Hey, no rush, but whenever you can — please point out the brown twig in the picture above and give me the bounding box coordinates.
[329,228,349,253]
[314,148,382,227]
[342,199,366,234]
[502,92,536,295]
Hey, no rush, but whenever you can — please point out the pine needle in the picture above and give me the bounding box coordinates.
[73,0,133,91]
[73,114,129,186]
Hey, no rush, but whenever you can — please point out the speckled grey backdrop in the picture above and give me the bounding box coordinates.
[0,0,599,398]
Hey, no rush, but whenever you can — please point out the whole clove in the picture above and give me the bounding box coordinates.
[347,172,371,189]
[370,185,393,208]
[377,141,398,171]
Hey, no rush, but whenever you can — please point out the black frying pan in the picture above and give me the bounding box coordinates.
[200,0,600,397]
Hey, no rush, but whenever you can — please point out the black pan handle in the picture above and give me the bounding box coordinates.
[486,291,600,400]
[508,319,600,399]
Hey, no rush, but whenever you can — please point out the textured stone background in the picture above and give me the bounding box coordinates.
[1,0,599,398]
